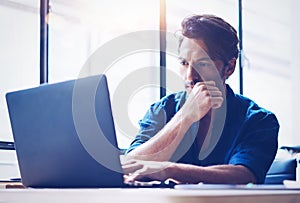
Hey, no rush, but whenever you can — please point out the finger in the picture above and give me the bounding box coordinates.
[206,86,220,91]
[196,80,216,86]
[131,175,150,182]
[122,162,143,175]
[124,175,149,184]
[122,163,142,174]
[129,175,154,182]
[208,90,222,97]
[125,176,153,184]
[210,97,224,109]
[125,167,147,181]
[194,83,220,92]
[120,158,137,166]
[123,175,131,183]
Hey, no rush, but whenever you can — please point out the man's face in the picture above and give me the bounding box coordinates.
[178,38,226,93]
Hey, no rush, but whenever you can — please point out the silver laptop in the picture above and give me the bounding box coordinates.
[6,75,126,188]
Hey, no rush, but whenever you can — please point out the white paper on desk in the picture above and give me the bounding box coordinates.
[283,180,300,189]
[175,183,300,190]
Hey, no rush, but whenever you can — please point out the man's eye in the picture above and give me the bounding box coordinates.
[196,62,210,68]
[179,60,189,66]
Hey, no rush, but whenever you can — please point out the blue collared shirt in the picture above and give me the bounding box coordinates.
[126,85,279,183]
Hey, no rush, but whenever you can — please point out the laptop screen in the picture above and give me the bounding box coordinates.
[6,74,124,188]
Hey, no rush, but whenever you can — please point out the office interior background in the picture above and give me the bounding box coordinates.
[1,0,300,180]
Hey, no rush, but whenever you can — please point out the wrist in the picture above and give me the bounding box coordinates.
[177,107,196,126]
[166,162,180,181]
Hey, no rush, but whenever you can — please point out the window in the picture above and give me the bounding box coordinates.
[48,0,161,148]
[243,0,299,146]
[0,0,39,180]
[0,0,39,142]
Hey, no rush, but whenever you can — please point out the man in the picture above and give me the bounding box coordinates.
[122,14,279,184]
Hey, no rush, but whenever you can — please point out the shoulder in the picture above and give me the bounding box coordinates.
[138,91,186,129]
[146,91,186,122]
[150,91,186,110]
[227,85,279,131]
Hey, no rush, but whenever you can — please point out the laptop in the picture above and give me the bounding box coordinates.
[6,74,170,188]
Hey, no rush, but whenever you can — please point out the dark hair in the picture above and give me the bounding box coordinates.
[179,14,239,63]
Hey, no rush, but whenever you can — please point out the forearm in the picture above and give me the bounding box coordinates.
[168,163,257,184]
[126,108,194,161]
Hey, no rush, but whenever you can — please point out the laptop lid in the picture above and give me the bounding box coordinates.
[6,74,124,188]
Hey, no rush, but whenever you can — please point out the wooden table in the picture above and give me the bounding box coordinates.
[1,187,300,203]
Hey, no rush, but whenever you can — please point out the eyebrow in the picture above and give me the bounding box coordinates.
[178,56,211,62]
[195,57,211,62]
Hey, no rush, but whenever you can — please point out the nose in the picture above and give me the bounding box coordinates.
[186,64,200,82]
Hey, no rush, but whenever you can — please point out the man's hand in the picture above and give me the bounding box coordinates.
[121,157,257,184]
[182,81,223,123]
[121,159,176,183]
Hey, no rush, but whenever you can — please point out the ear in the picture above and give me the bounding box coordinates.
[224,58,236,79]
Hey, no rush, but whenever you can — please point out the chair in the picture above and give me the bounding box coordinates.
[280,145,300,154]
[264,158,297,184]
[265,146,300,184]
